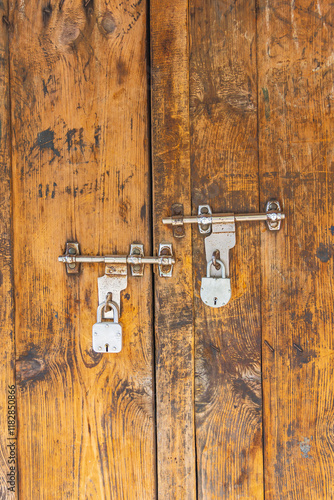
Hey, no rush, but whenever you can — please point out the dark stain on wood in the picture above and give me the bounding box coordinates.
[262,87,270,120]
[16,347,47,386]
[140,202,146,221]
[116,58,128,85]
[293,348,317,368]
[42,3,52,25]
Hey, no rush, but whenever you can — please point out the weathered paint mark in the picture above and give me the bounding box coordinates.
[116,170,134,196]
[287,423,294,438]
[42,79,49,96]
[304,309,313,325]
[79,128,85,155]
[316,243,333,263]
[262,87,270,120]
[36,129,60,157]
[94,126,101,148]
[38,182,57,198]
[329,226,334,236]
[66,128,77,151]
[300,437,312,459]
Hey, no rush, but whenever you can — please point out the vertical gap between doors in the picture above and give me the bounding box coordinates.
[254,1,266,499]
[145,1,159,497]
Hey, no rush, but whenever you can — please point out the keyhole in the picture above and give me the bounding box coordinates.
[105,343,109,352]
[214,297,217,305]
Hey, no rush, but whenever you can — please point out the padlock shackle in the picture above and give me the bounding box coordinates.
[207,259,226,279]
[97,300,119,323]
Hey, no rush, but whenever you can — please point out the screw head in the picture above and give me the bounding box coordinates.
[98,346,102,351]
[94,331,97,336]
[68,247,76,255]
[68,263,76,269]
[112,346,117,351]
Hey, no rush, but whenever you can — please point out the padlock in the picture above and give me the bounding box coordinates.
[200,259,232,308]
[92,301,122,353]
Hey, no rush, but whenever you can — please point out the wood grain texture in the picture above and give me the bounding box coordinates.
[150,0,196,497]
[9,0,155,498]
[258,1,334,498]
[190,0,264,498]
[0,2,16,498]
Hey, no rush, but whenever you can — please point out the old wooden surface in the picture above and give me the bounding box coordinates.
[190,0,263,498]
[0,2,16,498]
[150,0,196,497]
[258,1,334,498]
[1,0,333,498]
[9,0,155,498]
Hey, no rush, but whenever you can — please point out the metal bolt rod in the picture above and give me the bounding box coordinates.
[162,212,285,225]
[58,255,175,265]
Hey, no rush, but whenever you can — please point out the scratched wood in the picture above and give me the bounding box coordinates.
[190,0,264,498]
[258,1,334,498]
[9,0,155,498]
[150,0,196,497]
[0,2,17,499]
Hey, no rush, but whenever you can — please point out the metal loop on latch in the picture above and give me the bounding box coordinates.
[97,300,119,323]
[207,259,226,279]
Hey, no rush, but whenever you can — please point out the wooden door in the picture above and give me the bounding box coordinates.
[0,1,333,499]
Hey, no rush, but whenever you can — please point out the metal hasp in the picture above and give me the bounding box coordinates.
[163,200,285,308]
[59,242,175,352]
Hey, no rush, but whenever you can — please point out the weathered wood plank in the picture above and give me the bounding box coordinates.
[9,0,155,498]
[0,2,17,498]
[190,0,264,498]
[150,0,196,497]
[258,1,334,498]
